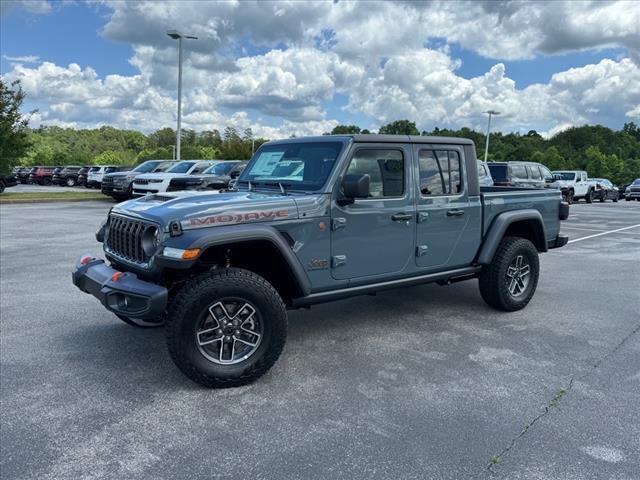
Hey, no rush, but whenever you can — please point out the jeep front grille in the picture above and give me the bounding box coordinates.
[106,214,156,264]
[102,176,114,185]
[134,178,149,185]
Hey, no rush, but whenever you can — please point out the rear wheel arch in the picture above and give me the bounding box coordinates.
[477,211,547,265]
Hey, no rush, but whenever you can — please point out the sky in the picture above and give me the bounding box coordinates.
[1,0,639,139]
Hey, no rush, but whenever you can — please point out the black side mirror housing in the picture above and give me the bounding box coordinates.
[230,171,240,178]
[338,173,370,206]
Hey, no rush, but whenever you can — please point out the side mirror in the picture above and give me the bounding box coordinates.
[338,173,370,206]
[230,170,240,179]
[551,174,562,181]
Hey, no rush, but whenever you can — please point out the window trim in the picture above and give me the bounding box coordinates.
[417,147,465,198]
[342,146,408,201]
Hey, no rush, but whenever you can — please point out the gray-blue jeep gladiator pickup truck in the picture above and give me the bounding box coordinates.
[72,135,569,388]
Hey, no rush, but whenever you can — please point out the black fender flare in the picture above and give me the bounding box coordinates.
[476,210,547,265]
[163,224,312,296]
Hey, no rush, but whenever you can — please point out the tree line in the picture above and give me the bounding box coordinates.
[2,79,639,184]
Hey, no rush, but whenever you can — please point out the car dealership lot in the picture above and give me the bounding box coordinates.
[1,201,638,479]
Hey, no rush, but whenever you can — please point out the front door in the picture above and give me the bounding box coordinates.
[414,145,477,270]
[330,144,415,280]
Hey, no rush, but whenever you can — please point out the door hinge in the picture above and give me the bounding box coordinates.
[332,255,347,268]
[332,217,347,231]
[417,212,429,223]
[416,245,429,257]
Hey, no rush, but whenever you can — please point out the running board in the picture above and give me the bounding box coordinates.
[290,266,482,308]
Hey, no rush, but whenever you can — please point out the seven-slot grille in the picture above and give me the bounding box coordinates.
[102,176,114,186]
[106,214,156,264]
[134,178,149,185]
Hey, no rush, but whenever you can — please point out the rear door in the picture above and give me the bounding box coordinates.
[510,164,530,187]
[527,164,545,188]
[414,145,476,270]
[330,143,415,280]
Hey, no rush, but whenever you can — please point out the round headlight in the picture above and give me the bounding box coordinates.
[142,226,160,256]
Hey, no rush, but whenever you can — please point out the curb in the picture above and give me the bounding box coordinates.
[0,197,113,204]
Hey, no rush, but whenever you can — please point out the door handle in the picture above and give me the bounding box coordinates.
[446,209,465,217]
[391,212,413,222]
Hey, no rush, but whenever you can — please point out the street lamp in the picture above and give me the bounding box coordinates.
[483,110,500,162]
[167,30,198,161]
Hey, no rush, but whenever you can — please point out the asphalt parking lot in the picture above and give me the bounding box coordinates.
[1,200,639,480]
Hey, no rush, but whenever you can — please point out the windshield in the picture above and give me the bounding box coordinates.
[89,167,100,172]
[633,179,640,185]
[167,161,195,174]
[134,161,164,173]
[555,172,576,181]
[239,142,344,191]
[204,162,236,176]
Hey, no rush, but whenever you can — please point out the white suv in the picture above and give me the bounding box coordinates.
[132,160,216,196]
[551,170,596,204]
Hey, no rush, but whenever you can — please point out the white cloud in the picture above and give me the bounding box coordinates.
[2,0,639,138]
[1,0,52,17]
[2,54,40,63]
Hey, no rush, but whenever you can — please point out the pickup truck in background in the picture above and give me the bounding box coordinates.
[551,170,596,204]
[73,135,569,388]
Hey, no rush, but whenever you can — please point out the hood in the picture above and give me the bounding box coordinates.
[172,174,228,183]
[112,190,302,230]
[106,171,136,179]
[136,172,192,181]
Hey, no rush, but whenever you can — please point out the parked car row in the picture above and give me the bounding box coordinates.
[102,159,247,200]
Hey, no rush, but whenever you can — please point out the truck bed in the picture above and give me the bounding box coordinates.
[480,186,563,242]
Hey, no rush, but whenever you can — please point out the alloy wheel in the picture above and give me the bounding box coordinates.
[506,255,531,297]
[196,299,263,365]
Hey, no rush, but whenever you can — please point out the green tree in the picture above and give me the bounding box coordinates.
[379,120,419,135]
[0,79,34,172]
[331,124,361,134]
[93,150,121,165]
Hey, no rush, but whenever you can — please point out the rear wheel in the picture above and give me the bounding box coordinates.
[166,268,287,388]
[65,177,76,187]
[42,177,52,186]
[479,236,540,312]
[599,193,605,202]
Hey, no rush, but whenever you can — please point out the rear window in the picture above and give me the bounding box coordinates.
[487,164,508,181]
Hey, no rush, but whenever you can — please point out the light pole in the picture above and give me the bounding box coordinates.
[483,110,500,162]
[171,145,176,160]
[167,30,198,161]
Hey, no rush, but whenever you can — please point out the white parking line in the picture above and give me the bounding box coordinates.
[567,224,640,244]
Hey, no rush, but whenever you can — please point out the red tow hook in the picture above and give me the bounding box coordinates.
[111,271,124,282]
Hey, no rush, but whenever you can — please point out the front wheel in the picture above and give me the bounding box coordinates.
[0,181,5,194]
[66,177,76,187]
[166,268,287,388]
[479,236,540,312]
[586,189,593,203]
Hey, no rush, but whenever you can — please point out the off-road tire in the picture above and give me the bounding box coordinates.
[613,196,618,203]
[479,236,539,312]
[599,193,605,203]
[0,181,5,194]
[567,190,574,204]
[585,188,593,203]
[166,268,287,388]
[115,314,165,328]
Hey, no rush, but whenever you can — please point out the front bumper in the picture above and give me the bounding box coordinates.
[102,184,128,194]
[72,255,167,319]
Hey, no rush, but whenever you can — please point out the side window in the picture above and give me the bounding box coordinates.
[191,164,209,174]
[418,149,463,196]
[528,166,542,180]
[345,149,404,198]
[540,166,552,181]
[511,165,527,179]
